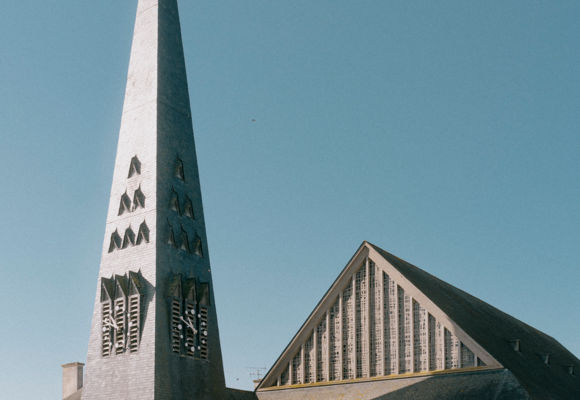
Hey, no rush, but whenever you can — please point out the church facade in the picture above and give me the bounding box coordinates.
[254,242,580,399]
[63,1,579,399]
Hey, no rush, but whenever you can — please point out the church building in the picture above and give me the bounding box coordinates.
[62,0,579,399]
[254,242,580,399]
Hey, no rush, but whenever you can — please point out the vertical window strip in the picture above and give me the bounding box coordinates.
[354,267,366,378]
[342,282,354,379]
[413,301,429,372]
[451,333,460,369]
[329,299,340,380]
[388,278,398,374]
[304,335,315,383]
[460,342,475,368]
[428,314,438,371]
[291,351,302,384]
[280,364,289,386]
[397,286,407,373]
[370,263,382,377]
[316,317,327,382]
[444,328,461,369]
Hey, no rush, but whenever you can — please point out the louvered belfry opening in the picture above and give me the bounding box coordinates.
[264,254,489,388]
[83,0,229,397]
[127,272,142,353]
[99,272,143,358]
[168,274,210,360]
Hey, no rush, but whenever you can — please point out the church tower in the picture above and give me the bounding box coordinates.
[82,0,226,398]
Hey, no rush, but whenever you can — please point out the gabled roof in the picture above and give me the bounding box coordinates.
[257,242,580,399]
[368,242,580,399]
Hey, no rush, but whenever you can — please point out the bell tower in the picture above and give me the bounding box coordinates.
[82,0,226,398]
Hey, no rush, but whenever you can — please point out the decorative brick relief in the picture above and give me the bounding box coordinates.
[132,186,145,210]
[175,158,185,181]
[183,196,195,219]
[168,274,210,360]
[122,227,135,249]
[118,192,132,215]
[193,234,204,258]
[179,227,191,253]
[165,221,203,258]
[119,187,146,216]
[108,221,149,253]
[120,156,146,215]
[128,156,141,178]
[167,222,177,248]
[100,272,143,357]
[136,221,150,245]
[170,188,181,214]
[109,230,122,253]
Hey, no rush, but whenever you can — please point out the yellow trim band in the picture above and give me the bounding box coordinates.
[257,366,503,392]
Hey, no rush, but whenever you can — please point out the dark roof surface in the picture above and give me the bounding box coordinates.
[372,369,529,400]
[259,369,530,400]
[226,387,258,400]
[369,242,580,400]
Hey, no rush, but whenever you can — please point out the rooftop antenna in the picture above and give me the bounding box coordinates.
[246,366,268,387]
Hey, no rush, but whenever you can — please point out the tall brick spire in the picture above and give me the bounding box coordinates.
[82,0,226,398]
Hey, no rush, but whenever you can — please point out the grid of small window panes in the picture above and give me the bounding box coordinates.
[267,258,487,388]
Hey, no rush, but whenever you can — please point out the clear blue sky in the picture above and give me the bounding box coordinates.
[0,1,578,398]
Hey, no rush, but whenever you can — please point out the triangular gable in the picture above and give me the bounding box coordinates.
[258,242,500,390]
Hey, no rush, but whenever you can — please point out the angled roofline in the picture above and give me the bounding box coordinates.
[257,241,370,389]
[257,241,580,399]
[258,241,501,389]
[367,242,580,399]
